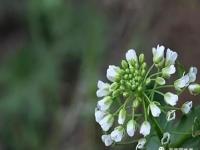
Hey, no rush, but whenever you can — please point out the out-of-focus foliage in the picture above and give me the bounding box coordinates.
[0,0,105,149]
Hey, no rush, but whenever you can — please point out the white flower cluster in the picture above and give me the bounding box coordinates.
[95,45,200,149]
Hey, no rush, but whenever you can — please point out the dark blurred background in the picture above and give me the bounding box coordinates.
[0,0,200,150]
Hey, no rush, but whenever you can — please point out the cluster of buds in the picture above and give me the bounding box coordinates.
[95,45,200,149]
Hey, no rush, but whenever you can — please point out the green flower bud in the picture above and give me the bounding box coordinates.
[121,60,128,69]
[139,54,145,64]
[188,84,200,95]
[110,82,118,90]
[133,99,140,108]
[145,78,151,85]
[141,62,147,69]
[155,77,166,85]
[123,92,129,97]
[137,86,142,92]
[112,89,121,97]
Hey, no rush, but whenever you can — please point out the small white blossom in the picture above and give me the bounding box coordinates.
[164,92,178,106]
[152,45,165,64]
[111,126,124,142]
[181,101,192,114]
[161,132,170,145]
[149,102,161,117]
[97,96,112,111]
[166,110,176,121]
[188,67,197,83]
[174,75,190,90]
[155,77,166,85]
[162,65,176,78]
[118,108,126,125]
[99,114,114,131]
[96,80,110,97]
[165,48,178,66]
[106,65,120,82]
[126,119,136,137]
[95,108,106,123]
[140,121,151,137]
[188,83,200,95]
[101,134,113,146]
[136,138,146,150]
[126,49,137,62]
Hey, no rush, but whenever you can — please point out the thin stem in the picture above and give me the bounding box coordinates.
[162,106,181,111]
[148,72,162,78]
[155,85,174,90]
[143,92,151,103]
[144,64,154,81]
[142,99,147,121]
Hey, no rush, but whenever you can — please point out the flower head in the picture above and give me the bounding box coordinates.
[118,108,126,125]
[136,138,146,150]
[149,102,161,117]
[95,45,198,149]
[96,80,110,97]
[101,134,113,146]
[99,114,114,131]
[95,108,106,123]
[97,96,112,111]
[106,65,120,82]
[164,92,178,106]
[140,121,151,137]
[162,65,176,78]
[111,126,124,142]
[188,83,200,95]
[165,48,178,66]
[126,49,137,62]
[152,45,165,64]
[188,67,197,83]
[174,75,190,91]
[126,119,136,137]
[181,101,192,114]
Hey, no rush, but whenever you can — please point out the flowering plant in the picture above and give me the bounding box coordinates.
[95,45,200,149]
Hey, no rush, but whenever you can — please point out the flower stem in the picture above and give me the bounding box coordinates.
[144,64,155,81]
[142,98,147,121]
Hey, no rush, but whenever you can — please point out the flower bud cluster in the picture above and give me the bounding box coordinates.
[95,45,200,149]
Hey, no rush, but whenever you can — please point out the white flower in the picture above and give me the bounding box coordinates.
[164,92,178,106]
[126,49,137,62]
[155,77,166,85]
[188,83,200,95]
[96,80,110,97]
[161,132,170,145]
[140,121,151,137]
[99,114,114,131]
[152,45,165,64]
[106,65,120,82]
[95,108,106,123]
[111,126,124,142]
[181,101,192,114]
[188,67,197,83]
[149,102,161,117]
[162,65,176,78]
[136,138,146,150]
[118,108,126,125]
[101,134,113,146]
[126,119,136,137]
[174,75,190,90]
[166,110,176,121]
[165,48,178,66]
[97,96,112,111]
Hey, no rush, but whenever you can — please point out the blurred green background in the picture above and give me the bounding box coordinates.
[0,0,200,150]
